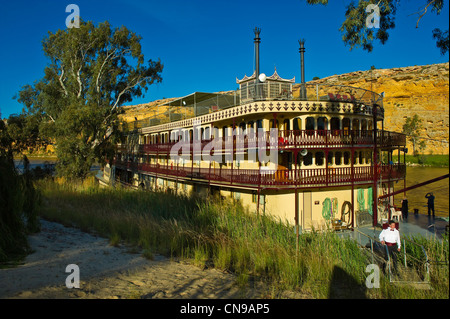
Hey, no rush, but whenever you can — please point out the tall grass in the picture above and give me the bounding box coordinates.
[35,176,449,298]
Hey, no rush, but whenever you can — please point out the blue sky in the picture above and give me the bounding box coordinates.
[0,0,448,118]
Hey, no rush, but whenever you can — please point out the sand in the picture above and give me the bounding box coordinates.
[0,219,304,299]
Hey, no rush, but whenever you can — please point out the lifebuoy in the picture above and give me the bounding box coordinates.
[341,201,352,225]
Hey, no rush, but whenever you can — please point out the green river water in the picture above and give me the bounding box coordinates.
[393,166,449,218]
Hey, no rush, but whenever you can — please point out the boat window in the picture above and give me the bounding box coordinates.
[306,117,314,130]
[366,151,372,164]
[315,152,325,166]
[293,117,302,131]
[342,118,351,136]
[344,151,350,165]
[330,117,340,134]
[303,152,313,166]
[327,151,334,165]
[239,122,246,135]
[335,152,342,165]
[270,119,278,129]
[256,119,263,129]
[361,119,367,136]
[282,119,290,137]
[317,117,327,136]
[352,119,359,132]
[317,117,327,131]
[306,117,314,136]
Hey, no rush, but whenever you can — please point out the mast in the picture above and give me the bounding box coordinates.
[298,39,306,100]
[254,27,261,99]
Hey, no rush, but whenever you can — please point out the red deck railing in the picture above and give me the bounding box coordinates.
[117,129,406,154]
[114,160,405,189]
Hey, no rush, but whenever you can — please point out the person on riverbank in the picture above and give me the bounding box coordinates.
[379,220,401,274]
[401,197,408,219]
[425,192,435,217]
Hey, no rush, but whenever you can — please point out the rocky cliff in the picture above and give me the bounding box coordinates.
[306,62,449,154]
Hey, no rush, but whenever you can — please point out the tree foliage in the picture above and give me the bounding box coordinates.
[18,21,163,179]
[0,113,48,156]
[402,114,426,156]
[306,0,448,54]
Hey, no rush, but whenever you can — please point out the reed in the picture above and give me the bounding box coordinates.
[0,155,40,264]
[35,177,449,298]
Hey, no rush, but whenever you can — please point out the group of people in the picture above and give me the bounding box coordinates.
[379,192,436,275]
[399,192,436,219]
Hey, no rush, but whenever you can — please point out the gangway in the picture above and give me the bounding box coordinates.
[350,228,431,286]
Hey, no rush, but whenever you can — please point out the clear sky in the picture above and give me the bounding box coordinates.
[0,0,448,118]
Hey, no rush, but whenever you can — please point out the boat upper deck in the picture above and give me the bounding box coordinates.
[122,82,385,133]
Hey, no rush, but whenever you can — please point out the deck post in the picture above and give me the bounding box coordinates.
[295,186,299,254]
[372,105,378,227]
[351,148,355,229]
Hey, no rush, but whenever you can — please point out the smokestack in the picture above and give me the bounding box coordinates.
[299,39,306,99]
[254,27,261,84]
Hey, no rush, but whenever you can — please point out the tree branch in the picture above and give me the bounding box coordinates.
[57,62,68,97]
[408,0,436,28]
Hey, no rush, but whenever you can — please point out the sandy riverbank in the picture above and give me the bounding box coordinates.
[0,219,306,299]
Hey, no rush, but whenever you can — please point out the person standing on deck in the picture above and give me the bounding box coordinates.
[379,220,401,274]
[425,192,435,217]
[401,197,408,219]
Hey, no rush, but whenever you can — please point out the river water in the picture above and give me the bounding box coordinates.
[394,166,449,218]
[13,159,100,175]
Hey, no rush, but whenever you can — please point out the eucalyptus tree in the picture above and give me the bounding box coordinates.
[306,0,448,54]
[18,21,163,179]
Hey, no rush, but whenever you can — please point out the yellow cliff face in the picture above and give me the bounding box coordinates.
[120,97,177,123]
[307,63,449,155]
[121,63,449,155]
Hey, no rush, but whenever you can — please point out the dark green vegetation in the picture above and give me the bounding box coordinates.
[306,0,448,54]
[0,156,40,264]
[402,114,427,156]
[35,177,449,298]
[1,114,41,264]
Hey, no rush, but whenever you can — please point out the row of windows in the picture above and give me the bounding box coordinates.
[117,150,374,167]
[140,116,374,145]
[299,150,372,166]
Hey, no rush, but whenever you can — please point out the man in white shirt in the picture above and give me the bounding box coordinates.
[379,220,401,274]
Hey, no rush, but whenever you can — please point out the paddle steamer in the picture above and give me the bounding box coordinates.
[98,28,407,231]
